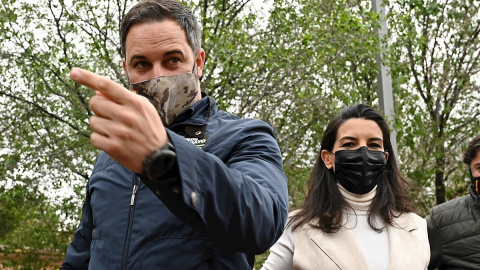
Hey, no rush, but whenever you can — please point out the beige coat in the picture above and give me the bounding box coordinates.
[291,212,430,270]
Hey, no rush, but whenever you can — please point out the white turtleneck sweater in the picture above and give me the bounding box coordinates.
[339,184,389,270]
[261,185,389,270]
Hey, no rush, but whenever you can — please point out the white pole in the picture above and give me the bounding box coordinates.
[372,0,398,154]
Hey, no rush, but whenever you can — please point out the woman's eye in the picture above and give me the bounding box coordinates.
[341,142,355,147]
[369,143,382,148]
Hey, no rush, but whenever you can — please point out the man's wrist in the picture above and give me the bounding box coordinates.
[141,141,177,181]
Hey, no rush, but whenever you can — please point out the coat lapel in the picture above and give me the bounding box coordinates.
[310,227,370,270]
[387,213,427,269]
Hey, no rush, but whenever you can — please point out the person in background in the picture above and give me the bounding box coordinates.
[426,134,480,269]
[61,0,289,269]
[261,104,430,270]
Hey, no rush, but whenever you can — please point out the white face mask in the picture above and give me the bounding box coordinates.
[129,70,198,126]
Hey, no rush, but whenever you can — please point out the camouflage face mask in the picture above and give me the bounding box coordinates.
[130,72,198,126]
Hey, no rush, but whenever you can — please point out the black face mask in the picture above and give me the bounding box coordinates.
[470,170,480,195]
[469,171,480,210]
[334,146,387,195]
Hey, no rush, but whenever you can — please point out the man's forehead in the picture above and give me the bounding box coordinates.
[471,149,480,167]
[124,21,191,57]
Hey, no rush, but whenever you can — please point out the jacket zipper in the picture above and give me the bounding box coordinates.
[122,174,140,270]
[207,260,215,270]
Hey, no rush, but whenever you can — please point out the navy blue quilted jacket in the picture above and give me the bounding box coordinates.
[61,96,289,270]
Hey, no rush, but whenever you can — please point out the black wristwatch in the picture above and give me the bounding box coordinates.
[141,141,177,181]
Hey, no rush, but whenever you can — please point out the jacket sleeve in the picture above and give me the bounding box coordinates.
[261,225,294,270]
[426,214,442,269]
[61,186,92,270]
[141,120,289,254]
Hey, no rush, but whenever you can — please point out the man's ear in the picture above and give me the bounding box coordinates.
[321,150,334,169]
[195,48,205,78]
[122,58,131,86]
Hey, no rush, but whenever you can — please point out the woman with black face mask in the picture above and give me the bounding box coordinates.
[261,104,429,270]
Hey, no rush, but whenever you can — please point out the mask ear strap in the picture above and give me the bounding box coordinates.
[125,66,131,88]
[192,63,196,74]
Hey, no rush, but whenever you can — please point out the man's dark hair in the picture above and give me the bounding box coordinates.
[463,134,480,166]
[289,104,416,233]
[120,0,202,58]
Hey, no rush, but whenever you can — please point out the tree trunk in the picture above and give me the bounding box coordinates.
[435,156,446,205]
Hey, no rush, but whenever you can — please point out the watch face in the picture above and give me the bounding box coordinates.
[147,149,177,181]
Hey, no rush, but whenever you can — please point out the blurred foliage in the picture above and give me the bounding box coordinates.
[385,0,480,213]
[0,185,67,269]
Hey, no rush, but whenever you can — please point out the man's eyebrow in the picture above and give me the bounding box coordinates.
[129,55,147,63]
[164,50,185,57]
[128,50,185,63]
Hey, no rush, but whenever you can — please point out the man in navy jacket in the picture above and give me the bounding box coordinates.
[62,0,289,269]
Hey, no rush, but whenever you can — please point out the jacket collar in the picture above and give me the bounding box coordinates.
[468,185,480,212]
[168,93,217,138]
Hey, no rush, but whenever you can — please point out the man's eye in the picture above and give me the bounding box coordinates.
[134,61,150,68]
[167,57,180,65]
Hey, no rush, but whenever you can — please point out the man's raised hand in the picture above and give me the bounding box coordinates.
[70,67,168,174]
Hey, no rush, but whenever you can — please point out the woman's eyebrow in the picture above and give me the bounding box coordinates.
[339,136,357,142]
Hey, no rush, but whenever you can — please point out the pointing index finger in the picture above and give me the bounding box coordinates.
[70,67,130,104]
